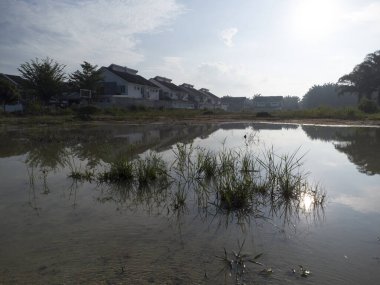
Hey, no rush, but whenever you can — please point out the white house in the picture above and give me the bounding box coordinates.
[149,76,189,101]
[99,64,160,100]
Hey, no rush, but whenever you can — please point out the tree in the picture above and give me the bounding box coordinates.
[301,83,357,109]
[282,96,300,110]
[69,61,103,94]
[18,57,66,104]
[338,50,380,104]
[0,78,19,112]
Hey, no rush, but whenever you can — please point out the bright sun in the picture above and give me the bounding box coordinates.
[292,0,339,41]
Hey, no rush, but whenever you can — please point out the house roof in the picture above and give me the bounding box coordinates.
[0,73,26,86]
[179,83,206,102]
[253,96,283,102]
[199,88,219,100]
[102,66,158,88]
[221,96,247,103]
[151,76,184,92]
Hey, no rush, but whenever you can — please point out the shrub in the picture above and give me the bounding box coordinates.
[358,98,378,114]
[256,112,272,118]
[76,105,102,115]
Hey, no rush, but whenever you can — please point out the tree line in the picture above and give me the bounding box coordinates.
[1,58,103,108]
[301,50,380,112]
[1,50,379,112]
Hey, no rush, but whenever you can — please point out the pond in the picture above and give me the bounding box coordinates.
[0,122,379,284]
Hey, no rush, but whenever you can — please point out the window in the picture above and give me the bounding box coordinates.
[120,85,125,93]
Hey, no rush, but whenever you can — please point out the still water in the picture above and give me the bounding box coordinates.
[0,122,379,284]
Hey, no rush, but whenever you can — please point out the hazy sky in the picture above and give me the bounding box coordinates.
[1,0,379,98]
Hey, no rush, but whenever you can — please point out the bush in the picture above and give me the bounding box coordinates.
[256,112,272,118]
[75,105,101,115]
[358,98,378,114]
[202,110,214,115]
[25,101,44,115]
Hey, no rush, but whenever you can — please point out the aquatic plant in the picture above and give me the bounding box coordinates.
[171,185,187,211]
[136,152,168,187]
[196,148,218,179]
[216,240,264,284]
[68,169,95,181]
[99,157,134,183]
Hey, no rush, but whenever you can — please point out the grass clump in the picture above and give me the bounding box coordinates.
[68,169,94,182]
[196,149,218,179]
[136,152,168,187]
[99,158,134,183]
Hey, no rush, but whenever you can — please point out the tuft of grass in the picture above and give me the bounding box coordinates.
[196,149,218,179]
[99,158,134,183]
[68,169,94,182]
[216,240,264,283]
[136,152,168,187]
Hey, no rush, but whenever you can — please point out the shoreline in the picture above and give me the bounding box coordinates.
[1,114,380,129]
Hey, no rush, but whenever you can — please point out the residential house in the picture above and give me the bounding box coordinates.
[0,73,25,112]
[179,83,216,109]
[253,96,283,112]
[198,88,224,110]
[99,64,160,101]
[149,76,194,109]
[221,96,248,112]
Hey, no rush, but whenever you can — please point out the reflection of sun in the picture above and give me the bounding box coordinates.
[301,193,314,212]
[292,0,339,40]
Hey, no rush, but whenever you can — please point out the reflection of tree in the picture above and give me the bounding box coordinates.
[302,125,380,175]
[335,128,380,175]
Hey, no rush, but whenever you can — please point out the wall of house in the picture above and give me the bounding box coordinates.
[101,68,130,96]
[150,79,178,100]
[100,68,158,100]
[145,87,159,101]
[127,83,145,99]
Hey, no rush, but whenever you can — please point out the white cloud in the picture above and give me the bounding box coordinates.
[220,28,238,47]
[334,185,380,214]
[0,0,184,73]
[143,56,186,83]
[195,62,258,97]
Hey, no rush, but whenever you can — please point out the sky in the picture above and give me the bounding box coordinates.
[1,0,380,98]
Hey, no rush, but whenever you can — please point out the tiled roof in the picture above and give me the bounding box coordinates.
[199,88,219,100]
[0,73,26,86]
[179,84,205,102]
[253,96,283,102]
[152,77,184,92]
[221,96,247,103]
[104,67,158,88]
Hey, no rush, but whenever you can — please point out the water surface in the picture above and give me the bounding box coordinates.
[0,122,379,284]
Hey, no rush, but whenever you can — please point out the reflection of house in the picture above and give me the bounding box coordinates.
[253,96,283,111]
[99,64,160,100]
[149,76,194,109]
[221,96,248,112]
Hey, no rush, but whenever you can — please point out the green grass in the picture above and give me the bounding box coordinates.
[275,106,371,120]
[136,152,168,187]
[65,142,326,214]
[99,157,134,183]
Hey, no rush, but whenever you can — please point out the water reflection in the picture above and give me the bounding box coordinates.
[2,122,380,284]
[302,125,380,175]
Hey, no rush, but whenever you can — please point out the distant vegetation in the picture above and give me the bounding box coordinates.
[301,83,357,109]
[338,50,380,105]
[297,50,379,114]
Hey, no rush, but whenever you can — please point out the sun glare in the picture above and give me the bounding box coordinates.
[301,193,314,212]
[292,0,339,41]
